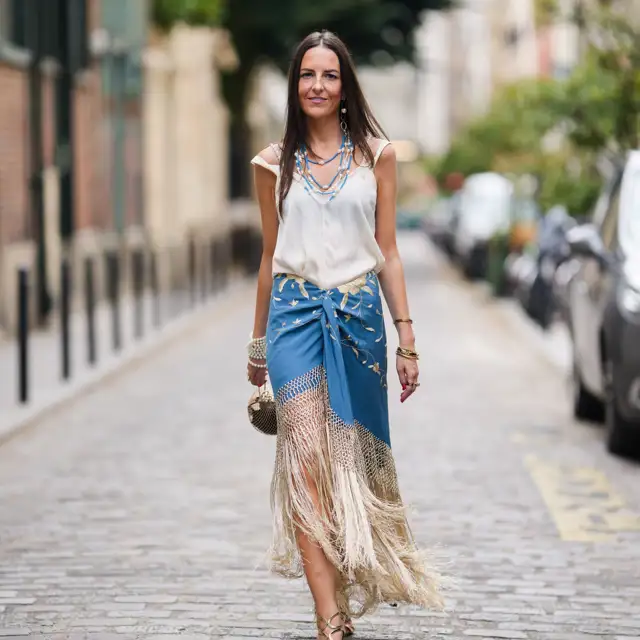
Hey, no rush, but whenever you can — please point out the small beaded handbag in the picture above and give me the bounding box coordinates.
[246,333,277,436]
[247,380,278,436]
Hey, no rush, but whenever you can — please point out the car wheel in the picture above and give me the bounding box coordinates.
[603,359,638,457]
[572,360,604,422]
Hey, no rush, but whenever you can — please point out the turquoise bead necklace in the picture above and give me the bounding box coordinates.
[295,133,354,202]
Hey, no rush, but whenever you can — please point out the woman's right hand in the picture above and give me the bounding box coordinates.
[247,359,267,387]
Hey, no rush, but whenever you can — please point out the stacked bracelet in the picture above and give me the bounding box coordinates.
[247,333,267,361]
[396,346,419,360]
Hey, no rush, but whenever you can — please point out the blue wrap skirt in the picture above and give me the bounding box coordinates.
[266,271,442,618]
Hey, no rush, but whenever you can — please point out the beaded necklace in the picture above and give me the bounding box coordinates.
[295,134,354,202]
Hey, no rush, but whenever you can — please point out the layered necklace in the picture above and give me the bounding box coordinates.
[295,133,354,202]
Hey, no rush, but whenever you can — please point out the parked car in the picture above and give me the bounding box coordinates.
[565,151,640,456]
[520,206,576,329]
[506,247,538,307]
[554,182,617,324]
[453,172,513,279]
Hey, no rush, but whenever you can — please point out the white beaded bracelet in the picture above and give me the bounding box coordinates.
[248,359,267,369]
[247,333,267,360]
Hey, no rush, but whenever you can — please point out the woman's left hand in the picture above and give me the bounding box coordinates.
[397,355,420,403]
[247,359,267,387]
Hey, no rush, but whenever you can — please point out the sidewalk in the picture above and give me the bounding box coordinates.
[0,277,252,444]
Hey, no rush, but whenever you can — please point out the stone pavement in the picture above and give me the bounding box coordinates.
[0,233,639,640]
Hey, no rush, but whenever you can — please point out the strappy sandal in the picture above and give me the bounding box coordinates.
[316,611,345,639]
[342,613,354,636]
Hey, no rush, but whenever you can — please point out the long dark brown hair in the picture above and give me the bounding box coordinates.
[278,30,388,213]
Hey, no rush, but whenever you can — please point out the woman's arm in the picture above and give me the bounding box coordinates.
[375,143,415,349]
[248,149,279,386]
[374,143,420,401]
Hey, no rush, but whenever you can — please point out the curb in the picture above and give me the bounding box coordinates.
[0,279,253,448]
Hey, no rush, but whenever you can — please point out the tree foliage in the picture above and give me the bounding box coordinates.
[223,0,453,72]
[152,0,225,31]
[433,2,640,218]
[221,0,453,195]
[151,0,455,196]
[564,9,640,154]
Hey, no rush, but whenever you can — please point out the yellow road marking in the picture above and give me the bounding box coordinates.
[525,455,640,542]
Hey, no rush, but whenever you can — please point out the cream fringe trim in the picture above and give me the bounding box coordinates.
[269,365,445,618]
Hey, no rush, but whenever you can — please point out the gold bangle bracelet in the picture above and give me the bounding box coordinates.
[396,347,419,360]
[393,318,413,325]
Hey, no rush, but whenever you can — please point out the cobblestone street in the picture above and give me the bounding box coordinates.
[1,234,639,640]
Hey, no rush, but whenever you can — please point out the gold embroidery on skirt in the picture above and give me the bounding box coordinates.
[269,365,444,618]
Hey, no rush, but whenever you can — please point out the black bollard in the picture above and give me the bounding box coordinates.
[106,251,121,352]
[200,245,208,302]
[188,241,196,307]
[133,251,144,340]
[220,239,230,289]
[60,258,71,380]
[167,249,176,319]
[168,248,178,319]
[17,268,29,404]
[150,251,160,328]
[84,257,96,366]
[209,240,218,293]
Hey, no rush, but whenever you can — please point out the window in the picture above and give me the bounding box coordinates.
[0,0,26,47]
[0,0,88,68]
[0,1,7,41]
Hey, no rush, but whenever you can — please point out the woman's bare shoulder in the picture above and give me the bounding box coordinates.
[367,137,391,154]
[366,137,393,168]
[256,143,282,166]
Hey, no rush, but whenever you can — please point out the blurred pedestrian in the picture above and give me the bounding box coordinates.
[246,30,443,638]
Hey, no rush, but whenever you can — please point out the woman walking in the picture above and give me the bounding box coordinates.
[246,30,443,639]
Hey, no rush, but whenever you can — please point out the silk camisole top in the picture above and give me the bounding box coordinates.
[250,139,390,290]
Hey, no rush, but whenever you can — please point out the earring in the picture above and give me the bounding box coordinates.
[340,103,348,133]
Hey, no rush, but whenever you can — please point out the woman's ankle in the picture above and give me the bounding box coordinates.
[316,603,341,621]
[316,608,344,638]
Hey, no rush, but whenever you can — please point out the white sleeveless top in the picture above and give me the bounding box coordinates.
[250,140,390,290]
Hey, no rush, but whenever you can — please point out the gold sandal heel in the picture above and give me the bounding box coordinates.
[316,611,345,639]
[343,614,354,636]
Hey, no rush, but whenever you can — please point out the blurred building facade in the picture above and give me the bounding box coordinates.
[414,0,495,157]
[144,24,236,293]
[247,65,287,157]
[487,0,539,87]
[0,1,236,335]
[417,0,609,156]
[0,0,147,332]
